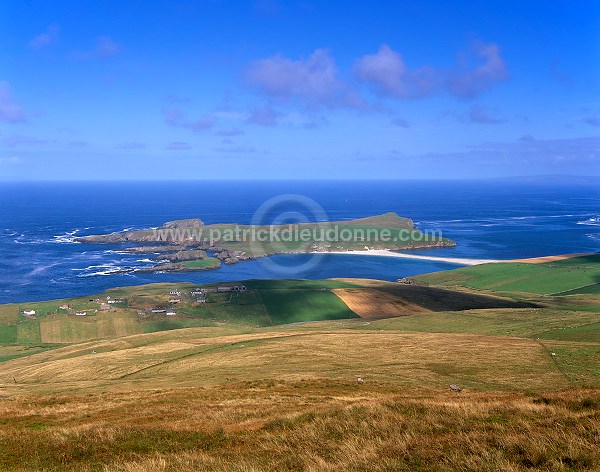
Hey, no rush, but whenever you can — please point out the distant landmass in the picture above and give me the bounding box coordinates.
[76,212,456,273]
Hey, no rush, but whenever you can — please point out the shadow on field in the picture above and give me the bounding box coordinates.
[377,285,540,312]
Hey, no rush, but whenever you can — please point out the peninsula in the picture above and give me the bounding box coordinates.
[76,212,456,272]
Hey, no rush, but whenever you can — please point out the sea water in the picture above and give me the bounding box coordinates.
[0,180,598,303]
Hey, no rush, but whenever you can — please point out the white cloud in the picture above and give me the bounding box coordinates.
[354,40,508,100]
[354,44,437,99]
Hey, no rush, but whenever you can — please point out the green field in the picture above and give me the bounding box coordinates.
[182,258,221,269]
[0,324,17,344]
[416,254,600,295]
[554,283,600,295]
[257,288,358,324]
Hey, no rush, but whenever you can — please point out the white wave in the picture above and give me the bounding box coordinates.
[421,213,595,227]
[121,225,154,232]
[577,218,600,226]
[76,265,129,277]
[52,229,81,244]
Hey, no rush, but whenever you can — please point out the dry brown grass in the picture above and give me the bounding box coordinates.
[0,383,597,471]
[0,312,597,470]
[0,329,570,395]
[332,288,430,318]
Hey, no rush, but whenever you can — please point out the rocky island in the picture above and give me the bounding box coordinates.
[76,212,456,273]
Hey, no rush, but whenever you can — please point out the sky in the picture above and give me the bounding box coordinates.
[0,0,599,180]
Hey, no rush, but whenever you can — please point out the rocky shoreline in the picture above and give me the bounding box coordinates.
[76,213,457,273]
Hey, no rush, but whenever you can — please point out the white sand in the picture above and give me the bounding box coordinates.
[314,249,501,266]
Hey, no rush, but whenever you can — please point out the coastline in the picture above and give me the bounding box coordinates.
[312,249,501,266]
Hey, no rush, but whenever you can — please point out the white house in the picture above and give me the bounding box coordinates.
[166,311,176,316]
[23,309,36,316]
[75,311,87,316]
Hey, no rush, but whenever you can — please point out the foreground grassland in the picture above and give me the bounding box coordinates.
[0,383,597,471]
[0,254,598,470]
[0,321,598,471]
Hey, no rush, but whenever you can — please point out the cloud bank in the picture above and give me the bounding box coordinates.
[245,39,509,113]
[355,40,508,100]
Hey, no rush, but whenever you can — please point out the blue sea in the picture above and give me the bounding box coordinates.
[0,180,599,303]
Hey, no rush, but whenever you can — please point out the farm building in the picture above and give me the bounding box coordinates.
[22,309,36,316]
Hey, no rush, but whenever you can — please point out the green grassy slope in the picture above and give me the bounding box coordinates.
[415,254,600,295]
[257,289,358,324]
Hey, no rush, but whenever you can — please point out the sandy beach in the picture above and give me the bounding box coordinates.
[315,249,501,266]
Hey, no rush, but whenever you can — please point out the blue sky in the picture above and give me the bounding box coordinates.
[1,0,599,179]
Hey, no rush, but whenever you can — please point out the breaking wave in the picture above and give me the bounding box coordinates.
[52,229,81,244]
[74,264,132,277]
[577,217,600,226]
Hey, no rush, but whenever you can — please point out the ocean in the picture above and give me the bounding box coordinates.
[0,180,598,303]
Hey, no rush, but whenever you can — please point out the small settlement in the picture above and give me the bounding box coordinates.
[17,284,247,321]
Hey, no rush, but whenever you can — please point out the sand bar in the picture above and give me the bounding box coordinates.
[315,249,501,266]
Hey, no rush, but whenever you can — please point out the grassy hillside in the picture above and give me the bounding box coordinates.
[0,383,596,471]
[0,323,598,470]
[0,257,598,471]
[415,254,600,295]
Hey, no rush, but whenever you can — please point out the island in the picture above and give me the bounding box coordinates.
[76,212,456,272]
